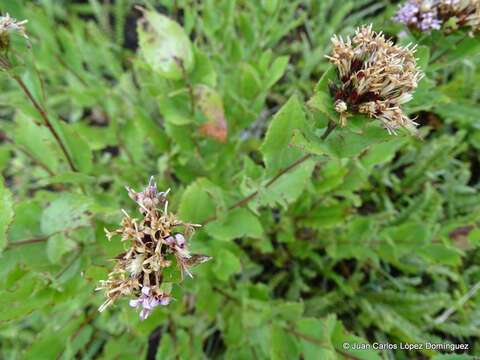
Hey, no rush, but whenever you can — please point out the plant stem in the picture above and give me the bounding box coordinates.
[7,236,48,247]
[200,118,339,226]
[201,153,313,225]
[11,74,78,172]
[321,119,338,140]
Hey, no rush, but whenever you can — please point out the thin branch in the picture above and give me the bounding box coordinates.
[11,74,78,172]
[7,236,48,248]
[0,131,55,176]
[321,120,338,140]
[29,50,47,113]
[201,154,313,225]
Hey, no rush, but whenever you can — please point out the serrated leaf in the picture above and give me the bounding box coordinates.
[261,95,307,175]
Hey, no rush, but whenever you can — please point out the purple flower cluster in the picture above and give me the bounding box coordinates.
[394,1,419,25]
[393,1,442,33]
[419,11,442,32]
[129,286,171,321]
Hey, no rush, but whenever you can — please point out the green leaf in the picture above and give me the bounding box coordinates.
[46,233,77,264]
[40,194,94,235]
[162,255,183,283]
[295,317,336,360]
[264,56,289,90]
[270,322,299,360]
[0,271,51,321]
[13,113,58,174]
[415,45,430,71]
[331,319,381,360]
[178,180,216,223]
[50,117,93,173]
[189,47,217,87]
[213,249,241,281]
[261,95,307,175]
[134,107,169,151]
[158,94,192,125]
[417,244,462,265]
[307,90,338,122]
[259,158,315,209]
[0,176,14,250]
[432,355,476,360]
[137,9,194,80]
[291,115,394,159]
[205,208,263,241]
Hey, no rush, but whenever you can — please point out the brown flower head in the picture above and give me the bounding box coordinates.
[438,0,480,35]
[97,176,211,320]
[325,24,424,136]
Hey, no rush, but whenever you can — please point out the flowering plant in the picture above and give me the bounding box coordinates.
[1,1,480,359]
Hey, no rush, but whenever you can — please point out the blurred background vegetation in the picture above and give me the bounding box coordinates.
[0,0,480,359]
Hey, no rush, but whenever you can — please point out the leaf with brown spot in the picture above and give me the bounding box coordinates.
[194,85,227,143]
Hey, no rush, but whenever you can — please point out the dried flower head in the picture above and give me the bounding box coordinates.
[325,24,423,136]
[394,0,480,35]
[0,12,28,49]
[438,0,480,35]
[97,176,211,320]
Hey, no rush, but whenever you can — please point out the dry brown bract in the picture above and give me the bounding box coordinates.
[97,177,208,320]
[325,24,424,136]
[439,0,480,35]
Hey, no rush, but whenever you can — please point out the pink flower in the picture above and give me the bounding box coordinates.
[129,286,170,321]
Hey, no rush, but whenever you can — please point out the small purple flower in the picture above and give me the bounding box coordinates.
[419,11,442,32]
[393,1,419,25]
[175,234,185,247]
[165,236,175,244]
[129,286,169,321]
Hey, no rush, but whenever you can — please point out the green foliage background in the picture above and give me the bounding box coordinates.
[0,0,480,359]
